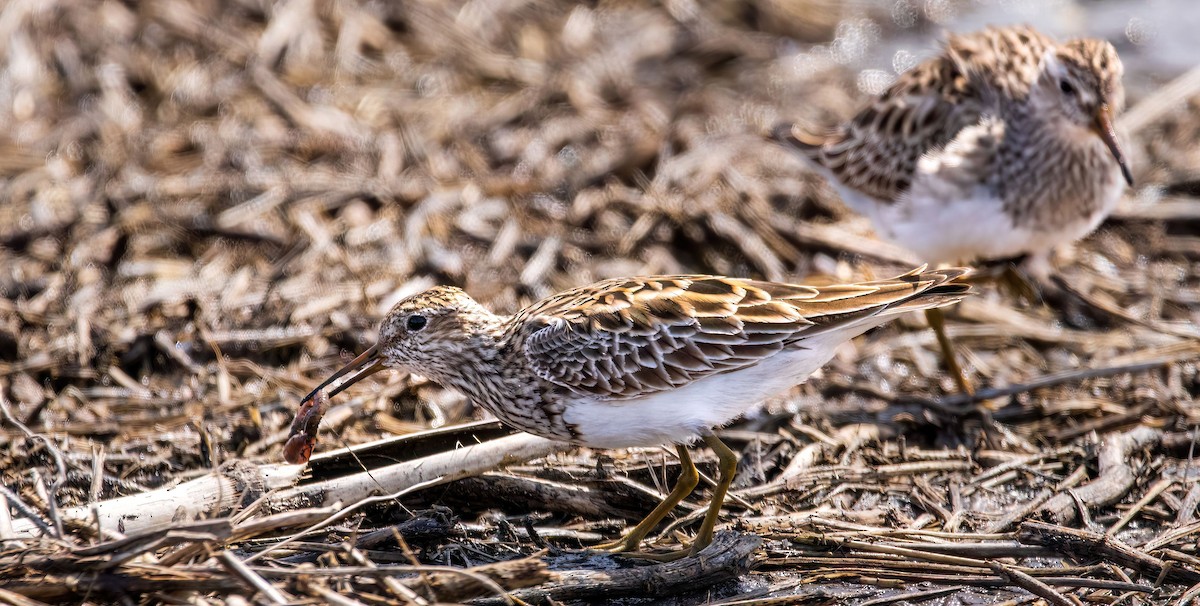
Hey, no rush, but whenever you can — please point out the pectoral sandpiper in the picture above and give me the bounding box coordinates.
[286,267,970,556]
[773,25,1132,394]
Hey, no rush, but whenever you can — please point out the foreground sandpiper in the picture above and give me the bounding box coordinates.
[774,25,1132,393]
[286,267,969,556]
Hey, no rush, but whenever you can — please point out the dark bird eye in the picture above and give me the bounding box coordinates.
[406,315,428,331]
[1059,79,1075,95]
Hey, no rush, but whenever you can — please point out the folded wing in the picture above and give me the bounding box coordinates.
[520,268,969,401]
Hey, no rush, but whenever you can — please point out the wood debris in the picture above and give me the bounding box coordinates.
[1,0,1198,604]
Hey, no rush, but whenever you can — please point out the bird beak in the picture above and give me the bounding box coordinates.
[283,344,386,464]
[302,344,387,402]
[1093,105,1134,186]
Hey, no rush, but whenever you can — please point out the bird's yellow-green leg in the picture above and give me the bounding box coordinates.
[596,445,699,554]
[925,308,974,396]
[689,434,739,555]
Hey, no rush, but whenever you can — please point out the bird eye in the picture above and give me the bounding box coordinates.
[1059,79,1075,95]
[406,315,428,331]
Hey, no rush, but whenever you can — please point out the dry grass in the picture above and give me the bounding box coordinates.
[1,0,1198,604]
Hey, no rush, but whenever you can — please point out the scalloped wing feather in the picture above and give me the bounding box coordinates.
[520,268,969,401]
[777,25,1053,204]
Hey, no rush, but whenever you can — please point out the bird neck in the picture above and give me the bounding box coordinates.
[1004,86,1097,153]
[997,100,1120,227]
[428,312,523,404]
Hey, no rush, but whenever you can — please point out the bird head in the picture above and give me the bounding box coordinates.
[1040,38,1132,186]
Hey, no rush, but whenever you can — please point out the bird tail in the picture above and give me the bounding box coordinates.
[773,265,971,354]
[770,121,829,159]
[792,265,972,334]
[879,265,973,316]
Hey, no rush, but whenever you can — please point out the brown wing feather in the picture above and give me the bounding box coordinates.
[774,25,1053,203]
[520,268,969,401]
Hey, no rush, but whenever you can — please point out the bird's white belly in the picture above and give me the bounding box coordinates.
[869,183,1118,264]
[831,127,1127,265]
[879,187,1038,263]
[822,172,1040,264]
[561,331,870,449]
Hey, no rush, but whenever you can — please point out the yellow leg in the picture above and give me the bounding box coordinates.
[925,308,974,396]
[596,445,699,554]
[689,434,739,555]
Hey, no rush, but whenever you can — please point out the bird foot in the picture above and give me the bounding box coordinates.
[590,536,641,554]
[588,539,693,562]
[612,548,692,562]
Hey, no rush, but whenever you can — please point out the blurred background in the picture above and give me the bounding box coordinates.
[1,0,1199,595]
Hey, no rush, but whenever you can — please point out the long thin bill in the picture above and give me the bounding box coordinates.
[1094,105,1134,186]
[300,344,386,403]
[284,345,388,464]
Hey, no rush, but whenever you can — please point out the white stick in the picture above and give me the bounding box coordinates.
[263,433,569,510]
[8,432,570,539]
